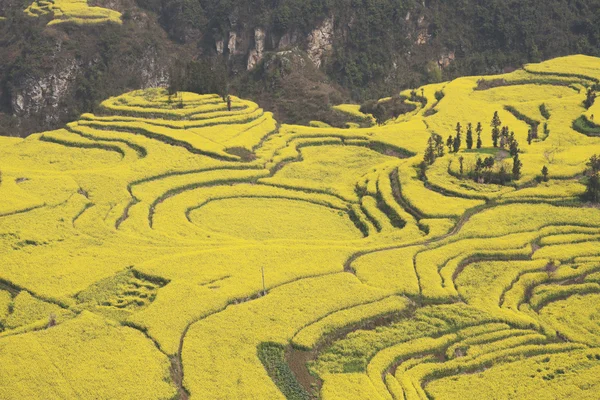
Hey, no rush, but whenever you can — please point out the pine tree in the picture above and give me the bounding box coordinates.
[466,123,474,149]
[453,122,462,152]
[423,137,437,165]
[373,104,387,126]
[509,137,519,157]
[541,165,549,182]
[483,156,495,170]
[447,135,454,152]
[474,157,484,182]
[476,122,483,149]
[585,173,600,203]
[584,155,600,203]
[453,135,460,153]
[459,156,464,175]
[491,112,501,147]
[512,153,522,180]
[434,134,445,157]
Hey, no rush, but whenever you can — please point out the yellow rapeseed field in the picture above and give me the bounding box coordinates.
[2,58,600,399]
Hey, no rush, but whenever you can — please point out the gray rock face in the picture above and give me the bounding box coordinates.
[306,16,334,69]
[247,27,266,70]
[12,57,80,125]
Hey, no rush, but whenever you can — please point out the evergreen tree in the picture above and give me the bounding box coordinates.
[512,153,522,180]
[453,122,462,152]
[584,155,600,203]
[434,134,445,157]
[584,173,600,203]
[373,104,387,126]
[483,156,495,170]
[499,126,510,150]
[541,165,549,182]
[459,156,465,175]
[476,122,483,149]
[423,137,437,166]
[531,124,539,139]
[509,137,519,157]
[453,135,460,153]
[447,135,454,152]
[587,155,600,173]
[475,157,484,172]
[466,123,474,149]
[474,157,484,182]
[491,111,501,147]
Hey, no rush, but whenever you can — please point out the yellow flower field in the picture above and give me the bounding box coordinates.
[1,56,600,399]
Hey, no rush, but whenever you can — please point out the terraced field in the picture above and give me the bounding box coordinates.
[24,0,121,25]
[1,56,600,399]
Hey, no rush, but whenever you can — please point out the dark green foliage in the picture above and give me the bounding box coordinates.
[423,133,445,165]
[476,122,483,148]
[541,165,549,182]
[584,173,600,203]
[491,111,501,147]
[512,153,522,180]
[465,122,473,149]
[470,155,514,185]
[360,95,417,124]
[257,342,310,400]
[168,58,228,98]
[584,88,596,109]
[453,122,462,152]
[572,116,600,136]
[540,103,551,119]
[504,105,539,139]
[509,137,520,157]
[584,155,600,203]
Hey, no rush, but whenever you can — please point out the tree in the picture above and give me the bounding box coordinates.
[475,157,483,172]
[584,155,600,203]
[509,138,520,157]
[587,155,600,173]
[423,135,437,165]
[584,173,600,203]
[483,156,495,170]
[512,153,522,180]
[491,111,501,147]
[476,122,483,149]
[423,133,445,166]
[434,134,445,157]
[499,126,510,150]
[447,135,454,152]
[373,104,387,126]
[475,157,484,172]
[459,156,464,175]
[466,123,474,149]
[497,163,510,185]
[453,122,462,153]
[527,129,533,145]
[541,165,549,182]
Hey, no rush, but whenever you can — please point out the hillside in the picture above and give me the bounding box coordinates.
[1,55,600,399]
[1,0,600,136]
